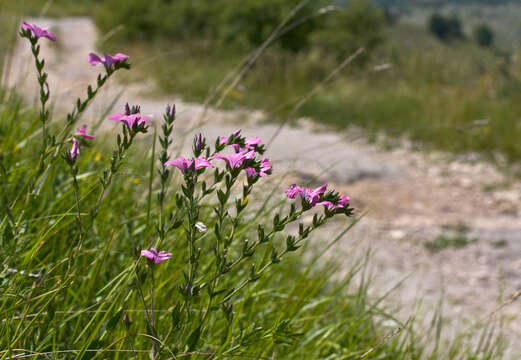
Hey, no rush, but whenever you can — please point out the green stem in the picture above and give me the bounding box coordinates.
[28,39,51,173]
[217,213,326,306]
[0,156,16,227]
[72,170,83,235]
[91,130,136,222]
[31,69,118,197]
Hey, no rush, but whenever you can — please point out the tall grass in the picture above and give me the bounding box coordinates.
[0,80,506,359]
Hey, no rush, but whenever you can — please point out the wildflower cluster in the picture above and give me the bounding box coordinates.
[286,183,352,215]
[11,21,354,357]
[18,20,131,198]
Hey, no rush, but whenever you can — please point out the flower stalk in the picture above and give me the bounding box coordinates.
[20,25,53,173]
[157,105,176,245]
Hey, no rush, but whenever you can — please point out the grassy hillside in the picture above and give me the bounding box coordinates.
[298,23,521,164]
[378,0,521,50]
[118,21,521,167]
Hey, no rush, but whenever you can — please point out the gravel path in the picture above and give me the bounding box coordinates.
[6,17,521,356]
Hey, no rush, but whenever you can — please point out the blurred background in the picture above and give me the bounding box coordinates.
[2,0,521,164]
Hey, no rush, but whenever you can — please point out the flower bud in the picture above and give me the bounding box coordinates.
[124,313,131,330]
[166,104,176,119]
[193,133,205,155]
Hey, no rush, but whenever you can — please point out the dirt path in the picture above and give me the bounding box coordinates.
[6,17,521,357]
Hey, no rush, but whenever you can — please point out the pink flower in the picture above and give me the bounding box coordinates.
[231,136,263,153]
[75,125,95,140]
[285,184,327,206]
[285,184,302,199]
[259,158,271,177]
[245,137,262,148]
[68,138,80,160]
[213,151,255,169]
[245,158,272,178]
[22,21,56,41]
[218,130,241,147]
[244,168,258,177]
[141,248,172,264]
[164,157,213,173]
[109,112,153,129]
[318,195,350,211]
[218,137,228,146]
[317,201,335,210]
[337,195,350,208]
[300,184,327,206]
[88,52,129,68]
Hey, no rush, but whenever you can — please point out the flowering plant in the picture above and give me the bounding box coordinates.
[3,20,356,358]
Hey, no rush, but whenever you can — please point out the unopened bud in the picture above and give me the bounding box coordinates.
[124,313,131,330]
[166,104,176,119]
[193,133,204,154]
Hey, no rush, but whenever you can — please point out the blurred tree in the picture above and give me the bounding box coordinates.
[428,13,463,42]
[446,15,464,39]
[95,0,385,57]
[312,0,384,59]
[216,0,317,52]
[473,24,494,47]
[429,14,450,41]
[97,0,317,52]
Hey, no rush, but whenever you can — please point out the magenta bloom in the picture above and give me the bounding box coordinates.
[318,195,350,211]
[300,184,327,206]
[245,158,272,178]
[75,125,95,140]
[285,184,302,199]
[218,137,228,146]
[245,137,262,147]
[165,157,213,173]
[231,136,263,153]
[22,21,56,41]
[259,158,271,177]
[141,248,172,264]
[244,168,258,177]
[213,151,255,169]
[109,112,152,129]
[338,195,350,208]
[88,52,129,68]
[231,144,242,153]
[218,130,241,147]
[285,184,327,206]
[68,138,80,160]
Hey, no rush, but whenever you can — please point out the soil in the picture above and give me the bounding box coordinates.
[6,17,521,357]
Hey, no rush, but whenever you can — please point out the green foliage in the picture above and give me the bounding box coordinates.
[217,0,317,52]
[474,24,495,48]
[312,0,385,59]
[425,234,478,252]
[95,0,317,52]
